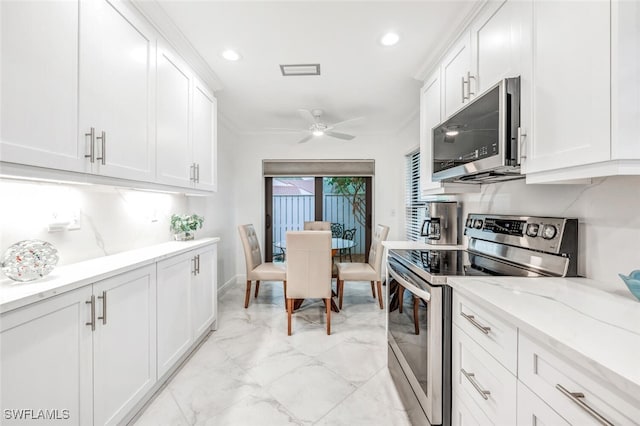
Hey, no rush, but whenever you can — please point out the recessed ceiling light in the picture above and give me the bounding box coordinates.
[380,32,400,47]
[222,49,241,61]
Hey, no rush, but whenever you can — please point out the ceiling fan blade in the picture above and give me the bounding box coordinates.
[298,109,318,124]
[325,130,355,141]
[297,134,314,144]
[329,116,365,129]
[263,127,305,133]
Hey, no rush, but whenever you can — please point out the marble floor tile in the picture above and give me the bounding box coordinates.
[133,280,413,426]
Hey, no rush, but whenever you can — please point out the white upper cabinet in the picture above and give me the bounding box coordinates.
[192,80,218,191]
[420,72,479,196]
[79,0,156,182]
[524,0,611,175]
[441,32,473,119]
[156,45,193,188]
[0,1,83,172]
[470,0,528,94]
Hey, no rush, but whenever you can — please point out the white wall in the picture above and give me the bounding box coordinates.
[230,120,419,276]
[439,176,640,283]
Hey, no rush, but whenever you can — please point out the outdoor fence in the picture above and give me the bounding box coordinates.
[272,194,366,256]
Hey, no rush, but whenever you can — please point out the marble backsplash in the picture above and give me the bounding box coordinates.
[453,175,640,283]
[0,180,190,266]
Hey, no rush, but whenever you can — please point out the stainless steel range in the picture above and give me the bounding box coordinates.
[386,214,578,426]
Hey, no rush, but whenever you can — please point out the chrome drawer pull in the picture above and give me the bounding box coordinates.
[461,312,491,334]
[461,368,490,400]
[556,384,614,426]
[97,291,107,325]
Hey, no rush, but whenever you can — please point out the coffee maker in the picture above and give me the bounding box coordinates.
[421,201,461,245]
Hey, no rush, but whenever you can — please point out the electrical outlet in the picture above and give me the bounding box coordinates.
[67,209,81,231]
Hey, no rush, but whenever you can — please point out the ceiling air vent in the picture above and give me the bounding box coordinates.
[279,63,321,77]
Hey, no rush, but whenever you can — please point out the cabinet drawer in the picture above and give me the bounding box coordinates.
[517,380,569,426]
[519,334,640,425]
[453,293,518,373]
[452,391,492,426]
[453,324,517,425]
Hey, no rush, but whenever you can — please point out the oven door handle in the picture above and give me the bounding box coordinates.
[388,263,431,302]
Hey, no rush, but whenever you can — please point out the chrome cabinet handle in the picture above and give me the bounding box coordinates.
[556,384,614,426]
[518,127,527,161]
[467,71,475,97]
[196,164,200,183]
[86,295,96,331]
[97,291,107,325]
[461,312,491,334]
[96,131,106,165]
[189,164,195,182]
[85,128,95,163]
[461,368,491,400]
[461,76,468,102]
[196,254,200,274]
[192,256,197,275]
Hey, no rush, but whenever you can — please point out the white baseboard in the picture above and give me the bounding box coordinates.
[217,274,243,297]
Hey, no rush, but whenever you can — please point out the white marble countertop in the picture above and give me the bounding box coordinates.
[447,275,640,397]
[382,240,465,251]
[0,238,220,314]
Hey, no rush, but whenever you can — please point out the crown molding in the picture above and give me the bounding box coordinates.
[130,0,223,92]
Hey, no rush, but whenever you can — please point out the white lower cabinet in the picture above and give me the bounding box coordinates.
[157,245,217,378]
[0,241,218,425]
[1,286,94,425]
[452,324,517,426]
[453,292,640,426]
[92,266,157,426]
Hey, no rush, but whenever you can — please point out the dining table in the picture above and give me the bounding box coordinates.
[273,237,356,313]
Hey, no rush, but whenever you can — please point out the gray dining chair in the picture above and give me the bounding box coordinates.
[238,224,286,308]
[285,231,333,335]
[303,221,331,231]
[335,224,390,310]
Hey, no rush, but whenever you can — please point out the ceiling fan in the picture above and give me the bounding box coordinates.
[271,109,363,144]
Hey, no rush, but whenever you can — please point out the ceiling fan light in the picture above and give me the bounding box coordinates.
[312,130,324,137]
[222,49,241,61]
[380,32,400,46]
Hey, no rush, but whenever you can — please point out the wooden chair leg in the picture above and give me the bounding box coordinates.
[348,249,352,262]
[254,280,260,298]
[326,297,331,335]
[398,285,405,313]
[283,280,287,311]
[413,296,420,335]
[338,280,344,309]
[377,281,384,309]
[370,281,376,298]
[287,298,292,336]
[244,280,251,308]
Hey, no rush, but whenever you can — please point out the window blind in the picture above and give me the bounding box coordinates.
[263,159,374,177]
[405,149,426,241]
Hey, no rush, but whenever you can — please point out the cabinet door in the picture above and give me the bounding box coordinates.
[526,0,610,173]
[156,251,194,378]
[0,1,84,172]
[517,381,570,426]
[92,265,156,426]
[471,0,527,94]
[0,287,93,426]
[192,244,217,338]
[452,393,492,426]
[156,44,193,188]
[420,72,443,194]
[192,81,217,191]
[79,0,156,181]
[441,32,472,119]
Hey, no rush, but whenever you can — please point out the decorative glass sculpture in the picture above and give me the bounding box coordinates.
[619,270,640,301]
[1,240,59,282]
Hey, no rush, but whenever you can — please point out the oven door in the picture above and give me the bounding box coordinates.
[387,257,449,425]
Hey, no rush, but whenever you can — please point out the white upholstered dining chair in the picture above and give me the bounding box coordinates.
[335,224,390,310]
[238,224,286,308]
[303,221,331,231]
[285,231,333,335]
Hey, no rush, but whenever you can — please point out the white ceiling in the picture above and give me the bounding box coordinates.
[156,1,480,138]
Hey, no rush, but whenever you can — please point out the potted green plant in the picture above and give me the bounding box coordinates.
[170,214,204,241]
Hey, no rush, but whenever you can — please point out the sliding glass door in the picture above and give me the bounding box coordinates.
[265,176,372,262]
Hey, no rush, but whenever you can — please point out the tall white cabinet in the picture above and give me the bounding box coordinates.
[79,0,156,182]
[0,1,82,172]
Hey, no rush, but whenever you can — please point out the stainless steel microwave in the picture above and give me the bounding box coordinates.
[432,77,522,183]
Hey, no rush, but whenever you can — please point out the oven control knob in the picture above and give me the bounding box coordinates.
[541,224,557,240]
[466,218,473,228]
[526,223,540,237]
[473,219,483,229]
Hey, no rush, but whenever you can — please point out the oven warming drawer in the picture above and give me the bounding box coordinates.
[388,340,430,425]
